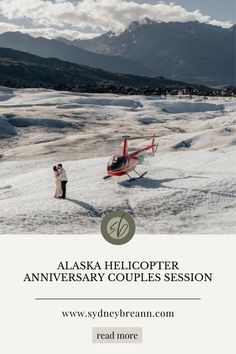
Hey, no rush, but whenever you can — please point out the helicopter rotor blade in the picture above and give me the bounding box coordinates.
[104,134,162,142]
[124,135,158,140]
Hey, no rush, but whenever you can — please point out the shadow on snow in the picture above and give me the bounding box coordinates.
[66,198,101,217]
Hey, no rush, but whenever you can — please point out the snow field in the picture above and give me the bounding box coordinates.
[0,88,236,233]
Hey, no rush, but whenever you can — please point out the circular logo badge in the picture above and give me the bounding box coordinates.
[101,211,135,245]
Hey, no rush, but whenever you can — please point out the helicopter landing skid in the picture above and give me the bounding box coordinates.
[127,171,147,182]
[103,175,112,180]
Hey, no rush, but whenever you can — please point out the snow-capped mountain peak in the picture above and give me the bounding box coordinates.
[141,16,159,25]
[69,21,235,86]
[126,17,158,31]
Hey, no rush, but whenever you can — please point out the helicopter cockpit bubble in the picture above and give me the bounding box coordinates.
[108,155,125,171]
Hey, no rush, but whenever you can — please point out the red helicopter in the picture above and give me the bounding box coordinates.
[103,135,158,182]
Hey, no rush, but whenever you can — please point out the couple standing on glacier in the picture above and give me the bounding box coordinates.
[53,163,68,199]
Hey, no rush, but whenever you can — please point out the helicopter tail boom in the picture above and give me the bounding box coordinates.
[129,134,158,157]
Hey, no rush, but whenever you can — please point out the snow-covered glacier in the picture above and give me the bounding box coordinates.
[0,88,236,234]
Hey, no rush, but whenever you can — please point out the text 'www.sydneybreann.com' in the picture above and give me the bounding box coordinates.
[62,309,175,319]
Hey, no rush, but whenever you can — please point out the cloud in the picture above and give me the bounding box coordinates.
[0,21,98,39]
[18,27,98,40]
[0,0,232,40]
[0,21,21,33]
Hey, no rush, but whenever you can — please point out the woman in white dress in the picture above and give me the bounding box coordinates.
[53,166,62,198]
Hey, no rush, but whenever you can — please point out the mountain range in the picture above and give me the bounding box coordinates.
[60,19,236,86]
[1,46,234,97]
[0,46,195,91]
[0,31,154,77]
[0,20,235,88]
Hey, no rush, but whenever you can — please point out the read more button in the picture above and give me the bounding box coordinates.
[92,327,142,343]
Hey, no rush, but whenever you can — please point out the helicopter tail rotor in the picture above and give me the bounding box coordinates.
[151,134,158,153]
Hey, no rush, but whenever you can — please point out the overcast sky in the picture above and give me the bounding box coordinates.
[0,0,234,39]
